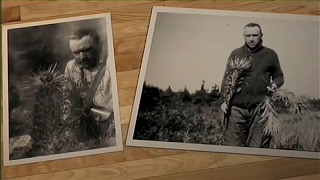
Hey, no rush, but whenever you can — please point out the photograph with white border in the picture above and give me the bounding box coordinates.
[126,6,320,159]
[2,13,123,166]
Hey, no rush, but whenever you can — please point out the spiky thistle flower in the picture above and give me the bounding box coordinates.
[222,56,253,113]
[21,63,64,94]
[19,62,66,156]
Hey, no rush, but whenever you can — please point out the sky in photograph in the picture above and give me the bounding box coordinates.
[143,10,320,99]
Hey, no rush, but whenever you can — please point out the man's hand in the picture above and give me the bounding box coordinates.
[221,102,228,114]
[267,82,278,92]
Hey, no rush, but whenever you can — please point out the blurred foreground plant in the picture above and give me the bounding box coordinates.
[258,88,310,136]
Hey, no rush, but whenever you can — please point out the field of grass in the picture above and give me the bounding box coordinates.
[133,82,320,152]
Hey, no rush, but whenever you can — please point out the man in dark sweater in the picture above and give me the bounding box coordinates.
[220,23,284,148]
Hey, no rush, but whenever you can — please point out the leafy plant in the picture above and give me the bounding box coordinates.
[258,88,310,136]
[221,56,253,126]
[220,56,310,137]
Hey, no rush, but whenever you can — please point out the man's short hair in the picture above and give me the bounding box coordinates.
[69,27,100,45]
[244,23,263,35]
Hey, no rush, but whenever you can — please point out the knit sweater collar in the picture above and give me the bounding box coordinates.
[243,40,264,54]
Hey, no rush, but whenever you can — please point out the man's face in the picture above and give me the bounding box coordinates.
[243,26,262,49]
[69,35,99,69]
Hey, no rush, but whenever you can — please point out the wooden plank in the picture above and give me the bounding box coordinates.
[2,122,184,179]
[112,19,150,37]
[110,5,153,57]
[2,6,20,23]
[117,69,140,89]
[278,174,320,180]
[114,33,148,56]
[119,87,136,107]
[163,1,320,15]
[116,53,143,72]
[5,152,280,180]
[120,105,132,125]
[19,1,162,21]
[1,1,43,8]
[148,158,320,180]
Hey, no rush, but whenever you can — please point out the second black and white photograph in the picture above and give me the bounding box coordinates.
[2,13,123,166]
[126,6,320,159]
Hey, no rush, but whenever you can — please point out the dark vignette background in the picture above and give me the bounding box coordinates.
[7,17,108,138]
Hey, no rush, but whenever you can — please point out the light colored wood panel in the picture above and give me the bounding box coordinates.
[109,8,157,24]
[117,69,140,89]
[113,33,148,56]
[120,105,132,125]
[19,1,162,21]
[149,158,320,180]
[279,174,320,180]
[115,53,143,72]
[1,6,20,23]
[2,124,184,179]
[120,105,132,119]
[112,20,147,72]
[121,117,130,125]
[164,1,319,15]
[111,16,149,65]
[112,19,149,37]
[119,87,136,107]
[1,1,43,8]
[6,152,280,180]
[309,10,320,16]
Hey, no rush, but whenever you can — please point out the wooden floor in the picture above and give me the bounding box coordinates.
[1,1,320,180]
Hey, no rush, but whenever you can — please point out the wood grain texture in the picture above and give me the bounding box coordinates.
[148,158,320,180]
[164,1,320,15]
[7,153,280,180]
[1,1,319,180]
[1,6,20,23]
[279,174,320,180]
[18,1,163,21]
[1,1,43,8]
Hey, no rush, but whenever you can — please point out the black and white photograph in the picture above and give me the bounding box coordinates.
[126,6,320,159]
[2,13,123,166]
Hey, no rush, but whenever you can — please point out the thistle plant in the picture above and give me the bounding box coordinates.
[58,72,95,149]
[21,63,65,156]
[61,72,103,147]
[221,56,310,138]
[222,57,253,125]
[258,88,310,136]
[21,62,96,156]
